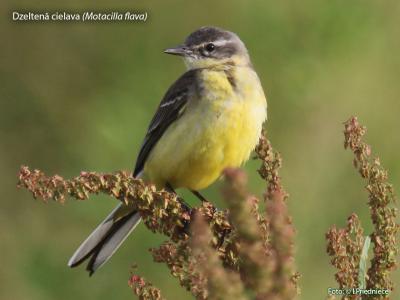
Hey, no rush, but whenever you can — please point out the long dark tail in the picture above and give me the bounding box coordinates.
[68,204,141,275]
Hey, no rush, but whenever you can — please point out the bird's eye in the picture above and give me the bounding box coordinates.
[205,43,215,52]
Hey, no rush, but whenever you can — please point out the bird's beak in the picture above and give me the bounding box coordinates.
[164,45,190,56]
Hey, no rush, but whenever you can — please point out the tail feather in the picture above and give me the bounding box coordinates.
[86,212,141,275]
[68,204,141,275]
[68,205,121,268]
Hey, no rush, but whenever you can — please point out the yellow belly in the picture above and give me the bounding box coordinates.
[143,68,267,190]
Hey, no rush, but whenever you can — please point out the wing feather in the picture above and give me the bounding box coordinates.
[133,69,198,177]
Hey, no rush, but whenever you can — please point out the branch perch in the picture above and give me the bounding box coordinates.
[18,130,299,300]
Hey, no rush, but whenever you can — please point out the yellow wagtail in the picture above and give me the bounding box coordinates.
[68,26,267,274]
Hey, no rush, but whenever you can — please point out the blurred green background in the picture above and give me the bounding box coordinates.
[1,0,399,299]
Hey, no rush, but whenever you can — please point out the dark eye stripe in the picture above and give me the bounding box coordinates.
[197,41,239,58]
[217,42,237,58]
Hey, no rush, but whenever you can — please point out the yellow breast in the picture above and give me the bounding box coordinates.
[144,67,267,190]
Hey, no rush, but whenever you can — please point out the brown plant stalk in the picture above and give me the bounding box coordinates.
[189,212,248,300]
[18,130,299,300]
[326,116,399,300]
[255,131,299,299]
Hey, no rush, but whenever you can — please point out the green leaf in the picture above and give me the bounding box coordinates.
[358,236,371,289]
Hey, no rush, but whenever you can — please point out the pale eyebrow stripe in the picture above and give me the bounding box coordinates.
[196,39,228,49]
[211,39,228,47]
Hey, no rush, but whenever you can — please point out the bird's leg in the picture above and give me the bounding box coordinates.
[165,182,192,211]
[192,190,222,221]
[165,182,193,234]
[191,189,216,215]
[191,190,229,249]
[217,228,231,250]
[191,190,209,203]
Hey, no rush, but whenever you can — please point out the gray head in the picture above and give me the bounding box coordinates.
[164,26,250,69]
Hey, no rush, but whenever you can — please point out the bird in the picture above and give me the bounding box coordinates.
[68,26,267,275]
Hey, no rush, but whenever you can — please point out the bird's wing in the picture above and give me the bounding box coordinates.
[133,69,199,177]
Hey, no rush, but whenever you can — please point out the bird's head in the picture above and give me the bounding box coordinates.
[164,26,250,70]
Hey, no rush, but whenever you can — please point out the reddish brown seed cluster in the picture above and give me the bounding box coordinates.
[326,214,364,292]
[128,274,164,300]
[20,117,398,300]
[326,116,399,300]
[17,129,299,300]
